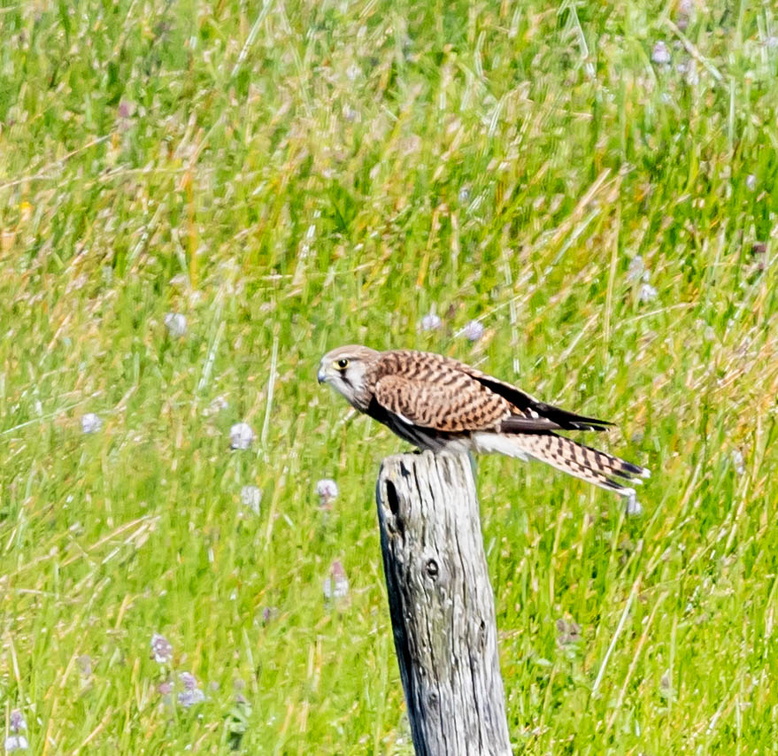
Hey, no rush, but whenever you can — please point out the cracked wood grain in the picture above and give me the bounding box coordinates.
[376,451,511,756]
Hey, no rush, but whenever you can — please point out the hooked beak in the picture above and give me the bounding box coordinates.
[317,367,326,384]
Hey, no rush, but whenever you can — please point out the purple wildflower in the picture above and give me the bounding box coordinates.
[461,320,484,342]
[118,99,135,119]
[676,0,695,30]
[316,479,339,508]
[261,606,278,624]
[420,312,442,331]
[150,633,173,664]
[8,712,26,734]
[178,672,206,707]
[651,41,671,65]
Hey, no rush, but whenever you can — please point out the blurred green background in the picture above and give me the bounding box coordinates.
[1,0,777,752]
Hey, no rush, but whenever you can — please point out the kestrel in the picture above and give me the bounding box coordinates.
[318,345,649,502]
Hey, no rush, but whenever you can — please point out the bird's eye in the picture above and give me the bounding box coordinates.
[336,358,350,370]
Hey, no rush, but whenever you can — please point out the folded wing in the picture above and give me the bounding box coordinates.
[464,370,613,432]
[374,373,567,433]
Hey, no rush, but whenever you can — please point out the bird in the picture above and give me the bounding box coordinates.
[317,345,649,502]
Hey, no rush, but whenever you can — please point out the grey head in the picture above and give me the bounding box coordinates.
[317,344,380,411]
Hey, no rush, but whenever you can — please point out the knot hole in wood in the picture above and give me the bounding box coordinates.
[382,479,404,538]
[385,479,400,517]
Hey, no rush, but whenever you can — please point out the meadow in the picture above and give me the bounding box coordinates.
[1,0,777,753]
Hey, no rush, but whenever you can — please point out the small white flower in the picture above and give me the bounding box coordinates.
[731,449,745,476]
[323,560,349,600]
[420,312,442,331]
[164,312,187,338]
[458,187,471,203]
[77,655,93,680]
[81,413,102,434]
[746,174,757,192]
[651,41,671,65]
[676,0,695,29]
[625,494,643,517]
[638,283,658,303]
[683,59,699,85]
[4,735,29,752]
[240,485,262,514]
[316,479,339,504]
[627,256,647,283]
[677,0,695,16]
[206,396,229,415]
[342,106,359,123]
[460,320,485,342]
[230,422,254,450]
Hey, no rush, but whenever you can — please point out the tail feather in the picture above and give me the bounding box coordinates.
[473,431,649,500]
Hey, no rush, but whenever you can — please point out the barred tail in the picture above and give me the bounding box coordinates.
[473,432,650,500]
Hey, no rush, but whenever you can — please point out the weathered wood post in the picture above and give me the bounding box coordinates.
[375,451,511,756]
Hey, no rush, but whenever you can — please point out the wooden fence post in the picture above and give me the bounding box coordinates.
[375,451,511,756]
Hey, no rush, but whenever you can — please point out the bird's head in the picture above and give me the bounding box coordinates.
[317,345,379,409]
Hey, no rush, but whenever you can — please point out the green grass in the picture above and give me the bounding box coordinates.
[1,0,777,752]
